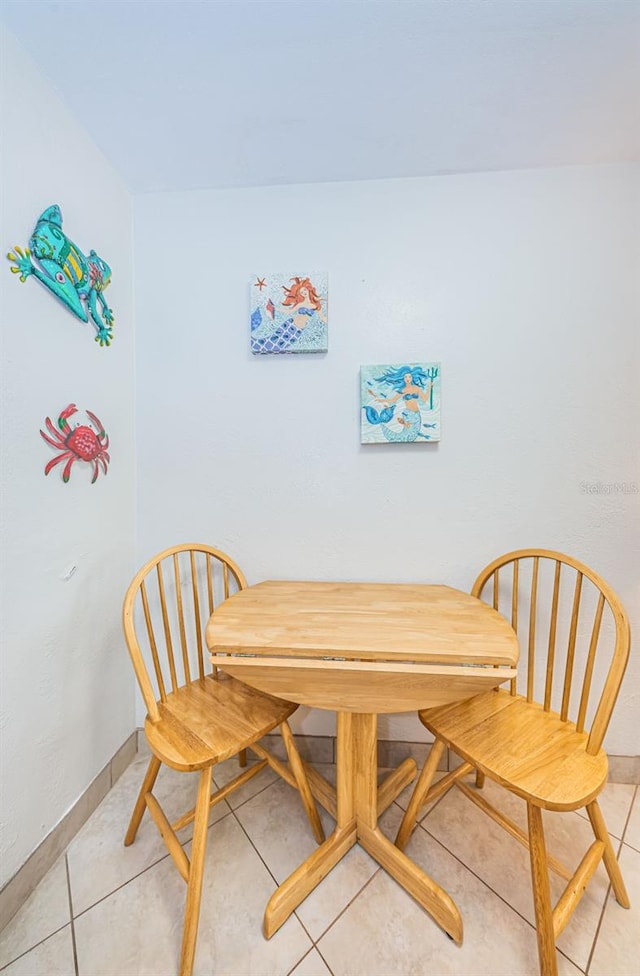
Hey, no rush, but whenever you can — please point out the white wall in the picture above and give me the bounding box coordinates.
[0,29,136,886]
[135,163,639,752]
[1,27,635,904]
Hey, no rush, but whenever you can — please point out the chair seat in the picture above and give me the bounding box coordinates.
[419,689,609,811]
[145,673,298,771]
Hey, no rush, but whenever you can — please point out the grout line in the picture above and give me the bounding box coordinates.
[584,840,616,976]
[414,815,555,949]
[4,754,635,976]
[306,867,382,948]
[413,773,459,826]
[64,855,79,976]
[226,778,293,886]
[70,853,172,923]
[192,760,333,954]
[0,856,83,972]
[223,765,374,964]
[214,767,280,814]
[67,767,279,950]
[0,733,139,935]
[67,759,190,921]
[68,769,250,925]
[416,800,612,974]
[584,783,638,976]
[222,778,328,951]
[0,921,72,973]
[314,943,336,976]
[584,878,611,976]
[617,783,638,849]
[575,781,637,842]
[285,947,317,976]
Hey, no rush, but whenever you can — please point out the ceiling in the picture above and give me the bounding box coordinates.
[2,0,639,194]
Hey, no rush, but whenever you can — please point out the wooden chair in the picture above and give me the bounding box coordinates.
[122,543,324,976]
[395,549,630,976]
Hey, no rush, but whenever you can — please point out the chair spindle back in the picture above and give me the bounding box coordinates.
[123,544,247,722]
[472,549,630,754]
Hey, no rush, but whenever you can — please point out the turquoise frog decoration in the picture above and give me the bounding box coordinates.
[7,205,114,346]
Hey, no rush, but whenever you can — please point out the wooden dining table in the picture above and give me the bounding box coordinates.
[205,580,519,945]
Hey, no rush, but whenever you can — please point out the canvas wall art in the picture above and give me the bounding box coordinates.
[361,363,441,443]
[250,273,328,354]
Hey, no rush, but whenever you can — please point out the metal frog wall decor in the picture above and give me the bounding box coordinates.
[40,404,110,483]
[7,205,115,346]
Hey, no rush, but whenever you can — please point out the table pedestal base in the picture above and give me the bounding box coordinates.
[263,712,463,945]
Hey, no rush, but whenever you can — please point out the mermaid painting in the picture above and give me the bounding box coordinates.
[250,274,328,354]
[361,363,441,443]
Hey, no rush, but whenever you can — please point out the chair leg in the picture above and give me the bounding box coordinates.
[124,755,161,846]
[280,720,325,844]
[395,738,446,851]
[238,748,247,768]
[475,769,486,789]
[527,803,557,976]
[586,799,630,908]
[179,765,212,976]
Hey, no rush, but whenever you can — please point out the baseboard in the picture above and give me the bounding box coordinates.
[2,729,637,934]
[0,732,137,933]
[256,734,640,784]
[607,754,640,784]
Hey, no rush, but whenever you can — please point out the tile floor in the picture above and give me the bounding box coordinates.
[1,752,638,976]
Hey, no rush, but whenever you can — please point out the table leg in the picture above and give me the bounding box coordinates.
[263,711,462,946]
[358,824,462,944]
[377,759,418,816]
[263,712,358,938]
[263,824,357,938]
[299,745,417,822]
[351,712,462,946]
[352,712,377,829]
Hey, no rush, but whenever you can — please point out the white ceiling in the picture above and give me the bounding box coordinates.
[2,0,639,194]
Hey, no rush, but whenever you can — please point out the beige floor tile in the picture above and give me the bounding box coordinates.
[456,775,529,828]
[392,770,447,816]
[0,926,75,976]
[314,763,337,786]
[0,858,70,969]
[316,825,582,976]
[73,814,312,976]
[233,774,382,941]
[377,798,412,838]
[233,779,335,885]
[622,786,640,853]
[67,755,230,917]
[589,842,640,975]
[433,762,635,844]
[6,754,635,976]
[419,783,609,971]
[212,755,279,808]
[608,756,640,784]
[575,781,636,840]
[73,848,185,976]
[289,947,333,976]
[295,843,379,942]
[464,776,634,857]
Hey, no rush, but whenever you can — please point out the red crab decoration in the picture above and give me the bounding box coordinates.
[40,403,110,483]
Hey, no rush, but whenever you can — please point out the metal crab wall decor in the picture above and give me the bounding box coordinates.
[7,205,115,347]
[40,404,110,483]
